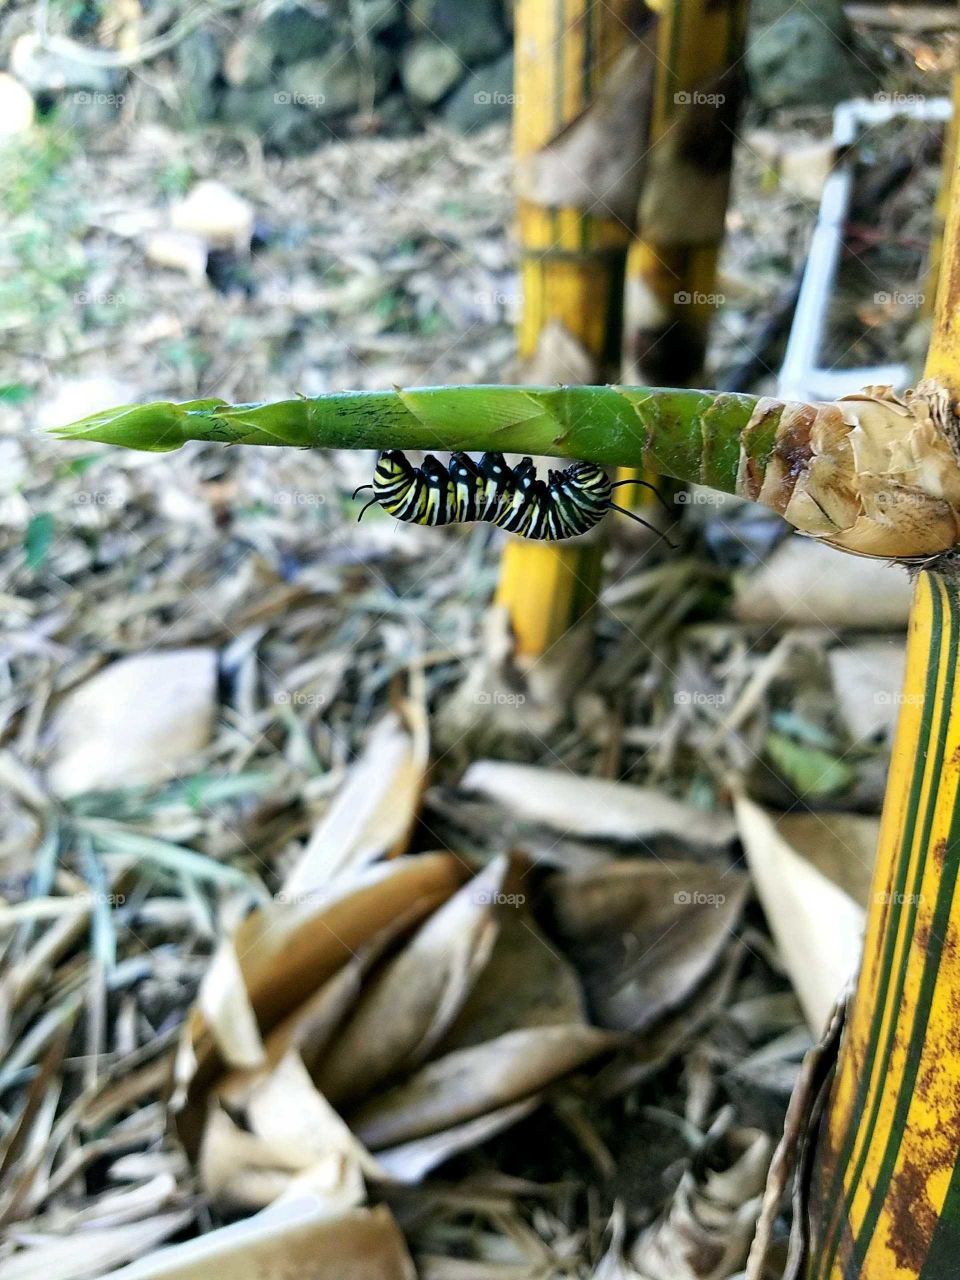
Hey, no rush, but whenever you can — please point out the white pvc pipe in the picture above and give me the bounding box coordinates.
[777,96,952,403]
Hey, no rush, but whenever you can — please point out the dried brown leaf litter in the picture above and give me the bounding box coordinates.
[2,45,948,1274]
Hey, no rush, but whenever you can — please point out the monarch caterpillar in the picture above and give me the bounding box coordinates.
[353,450,675,543]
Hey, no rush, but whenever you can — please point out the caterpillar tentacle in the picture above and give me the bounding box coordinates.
[356,450,676,545]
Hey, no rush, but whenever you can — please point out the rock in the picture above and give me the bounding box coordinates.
[0,73,34,140]
[11,33,122,95]
[442,50,513,133]
[282,41,393,117]
[747,0,873,110]
[47,650,218,797]
[175,29,222,123]
[145,230,209,281]
[355,0,401,34]
[401,37,462,105]
[170,180,255,252]
[260,3,345,65]
[408,0,507,65]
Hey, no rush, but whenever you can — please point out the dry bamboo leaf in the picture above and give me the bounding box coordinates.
[99,1200,416,1280]
[200,1107,310,1210]
[195,936,265,1071]
[283,709,429,895]
[735,796,865,1034]
[349,1025,619,1150]
[732,539,913,628]
[1,1210,195,1280]
[201,1049,375,1211]
[219,903,430,1099]
[774,812,879,909]
[47,650,217,797]
[374,1098,540,1184]
[592,945,744,1099]
[174,854,464,1143]
[827,640,906,745]
[438,904,586,1052]
[631,1124,771,1280]
[546,861,749,1033]
[315,858,506,1105]
[461,763,736,848]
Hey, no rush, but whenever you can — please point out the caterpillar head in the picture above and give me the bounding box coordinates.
[374,449,415,486]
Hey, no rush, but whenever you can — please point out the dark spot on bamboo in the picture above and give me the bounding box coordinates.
[889,1155,939,1271]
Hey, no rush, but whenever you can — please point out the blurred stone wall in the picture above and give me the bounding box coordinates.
[0,0,516,150]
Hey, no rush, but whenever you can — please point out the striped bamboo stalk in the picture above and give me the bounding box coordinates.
[806,94,960,1278]
[617,0,748,516]
[623,0,747,386]
[495,0,640,657]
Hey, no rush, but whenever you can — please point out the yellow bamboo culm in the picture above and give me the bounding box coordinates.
[924,71,960,319]
[494,0,637,658]
[805,111,960,1278]
[617,0,748,511]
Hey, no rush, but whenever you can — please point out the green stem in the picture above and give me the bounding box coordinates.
[49,385,761,497]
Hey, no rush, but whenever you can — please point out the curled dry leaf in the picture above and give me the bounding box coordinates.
[314,856,507,1106]
[460,762,736,848]
[201,1050,374,1213]
[174,853,464,1147]
[631,1121,772,1280]
[283,708,430,895]
[735,796,865,1034]
[178,853,618,1210]
[546,860,749,1033]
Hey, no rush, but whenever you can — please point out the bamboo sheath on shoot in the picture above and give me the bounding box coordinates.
[53,378,960,563]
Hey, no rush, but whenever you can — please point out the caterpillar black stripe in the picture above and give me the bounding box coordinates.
[353,451,675,544]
